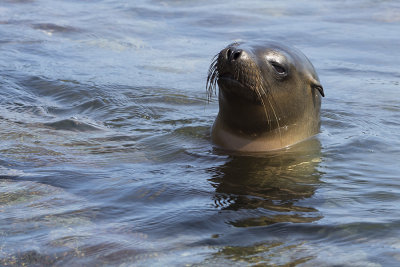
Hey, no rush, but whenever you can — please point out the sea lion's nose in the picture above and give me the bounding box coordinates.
[227,48,244,62]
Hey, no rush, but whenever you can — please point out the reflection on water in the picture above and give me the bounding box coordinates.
[209,139,323,228]
[204,241,314,266]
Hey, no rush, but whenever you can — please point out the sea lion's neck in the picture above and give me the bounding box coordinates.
[212,114,318,152]
[213,89,320,151]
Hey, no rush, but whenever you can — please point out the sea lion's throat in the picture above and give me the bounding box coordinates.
[218,88,280,135]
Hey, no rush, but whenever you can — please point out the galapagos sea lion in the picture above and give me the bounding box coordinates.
[207,41,324,152]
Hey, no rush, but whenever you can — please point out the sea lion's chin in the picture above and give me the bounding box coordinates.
[217,77,261,104]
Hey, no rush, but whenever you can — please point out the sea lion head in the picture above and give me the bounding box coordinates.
[207,41,324,152]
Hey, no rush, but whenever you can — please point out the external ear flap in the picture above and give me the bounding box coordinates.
[309,76,325,97]
[313,84,325,97]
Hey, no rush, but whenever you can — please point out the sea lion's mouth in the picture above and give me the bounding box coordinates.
[219,73,244,87]
[218,73,249,91]
[218,73,262,103]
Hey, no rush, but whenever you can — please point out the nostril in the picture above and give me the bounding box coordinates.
[232,50,242,61]
[226,49,232,59]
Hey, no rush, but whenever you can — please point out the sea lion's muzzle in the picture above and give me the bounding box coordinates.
[206,46,266,103]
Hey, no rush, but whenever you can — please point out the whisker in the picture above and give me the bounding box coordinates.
[206,53,219,102]
[257,75,273,130]
[258,73,282,143]
[267,95,282,146]
[260,84,272,130]
[269,89,284,125]
[254,86,270,131]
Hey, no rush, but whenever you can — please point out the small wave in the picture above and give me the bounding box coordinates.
[31,23,79,35]
[43,118,103,132]
[0,166,31,178]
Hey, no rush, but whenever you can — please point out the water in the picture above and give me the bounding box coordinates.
[1,0,400,266]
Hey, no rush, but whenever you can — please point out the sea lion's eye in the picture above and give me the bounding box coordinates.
[271,62,286,75]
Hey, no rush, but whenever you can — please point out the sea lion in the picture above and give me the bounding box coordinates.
[207,41,324,152]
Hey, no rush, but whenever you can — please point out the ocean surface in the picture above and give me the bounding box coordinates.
[1,0,400,266]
